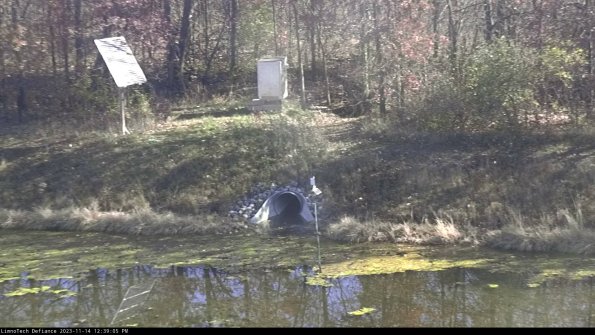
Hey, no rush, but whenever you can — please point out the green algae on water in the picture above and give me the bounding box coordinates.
[4,286,51,297]
[348,307,376,316]
[305,276,333,287]
[2,231,595,289]
[4,286,78,298]
[315,253,489,279]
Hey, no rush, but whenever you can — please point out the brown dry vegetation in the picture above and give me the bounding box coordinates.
[323,115,595,254]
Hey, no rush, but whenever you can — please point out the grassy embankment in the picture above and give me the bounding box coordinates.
[1,103,594,254]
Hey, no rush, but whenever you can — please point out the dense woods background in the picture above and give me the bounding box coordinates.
[0,0,593,131]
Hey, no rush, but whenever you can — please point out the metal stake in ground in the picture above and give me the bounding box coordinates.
[310,176,323,272]
[120,88,130,135]
[314,201,322,272]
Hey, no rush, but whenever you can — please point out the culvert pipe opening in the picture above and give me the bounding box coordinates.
[249,191,315,225]
[273,193,302,225]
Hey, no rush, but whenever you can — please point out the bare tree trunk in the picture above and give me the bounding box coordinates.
[317,23,330,105]
[12,0,26,123]
[201,0,211,97]
[533,0,545,124]
[494,0,505,39]
[286,2,293,65]
[292,2,306,107]
[177,0,193,93]
[271,0,279,55]
[533,0,543,50]
[446,0,459,78]
[48,4,57,76]
[164,0,193,95]
[91,13,112,95]
[62,0,71,82]
[0,1,4,122]
[432,0,441,58]
[0,1,5,76]
[360,2,371,100]
[309,0,317,78]
[164,0,177,95]
[483,0,494,43]
[229,0,238,97]
[73,0,84,77]
[373,0,386,114]
[586,0,594,121]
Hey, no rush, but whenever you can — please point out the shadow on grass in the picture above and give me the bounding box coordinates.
[0,122,289,214]
[172,106,253,120]
[315,129,595,228]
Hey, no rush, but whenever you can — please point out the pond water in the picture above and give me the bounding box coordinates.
[1,231,594,327]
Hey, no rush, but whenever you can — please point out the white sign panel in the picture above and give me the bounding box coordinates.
[94,36,147,88]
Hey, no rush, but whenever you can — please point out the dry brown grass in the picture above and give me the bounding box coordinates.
[0,207,249,236]
[327,214,479,245]
[486,206,595,255]
[327,204,595,255]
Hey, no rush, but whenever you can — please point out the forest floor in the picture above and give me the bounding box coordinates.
[1,103,595,254]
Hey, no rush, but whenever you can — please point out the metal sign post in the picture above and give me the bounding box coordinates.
[94,36,147,135]
[120,88,130,135]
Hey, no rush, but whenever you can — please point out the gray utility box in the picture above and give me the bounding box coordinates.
[257,57,288,101]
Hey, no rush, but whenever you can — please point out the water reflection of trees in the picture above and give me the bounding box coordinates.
[0,266,593,327]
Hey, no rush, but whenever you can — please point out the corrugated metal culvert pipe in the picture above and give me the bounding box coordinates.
[250,191,314,225]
